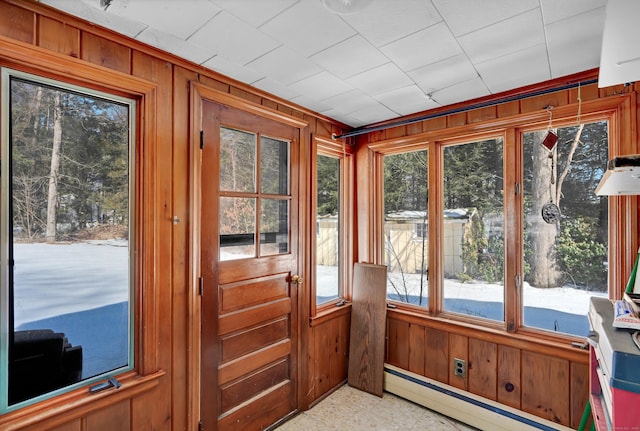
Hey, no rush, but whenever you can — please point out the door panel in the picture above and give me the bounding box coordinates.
[200,100,299,431]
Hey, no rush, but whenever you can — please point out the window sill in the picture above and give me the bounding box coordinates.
[311,301,351,327]
[0,369,165,431]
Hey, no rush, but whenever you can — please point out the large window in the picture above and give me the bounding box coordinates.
[314,138,351,308]
[377,114,612,340]
[1,70,134,412]
[383,150,428,306]
[316,154,340,304]
[522,121,609,336]
[443,138,504,322]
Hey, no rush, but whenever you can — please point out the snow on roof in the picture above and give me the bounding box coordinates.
[385,208,474,221]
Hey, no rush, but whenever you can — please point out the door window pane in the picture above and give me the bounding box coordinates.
[219,197,256,260]
[2,72,133,409]
[260,136,289,195]
[316,155,340,304]
[443,139,504,322]
[522,122,609,336]
[260,199,289,256]
[383,150,428,306]
[220,127,255,193]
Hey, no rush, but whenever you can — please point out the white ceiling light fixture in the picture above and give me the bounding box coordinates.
[321,0,373,15]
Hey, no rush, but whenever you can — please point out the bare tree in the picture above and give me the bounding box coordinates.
[45,92,62,243]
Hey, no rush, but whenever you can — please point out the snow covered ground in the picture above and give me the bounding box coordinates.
[317,264,608,337]
[12,241,129,326]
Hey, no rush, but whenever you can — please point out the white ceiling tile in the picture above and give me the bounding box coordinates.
[246,46,322,85]
[459,8,545,64]
[375,85,438,116]
[211,0,297,27]
[310,35,389,79]
[347,62,413,94]
[321,89,378,116]
[288,95,334,114]
[107,0,221,40]
[259,1,356,56]
[408,54,478,95]
[380,22,461,71]
[546,8,604,78]
[137,28,215,65]
[342,0,442,47]
[433,0,539,37]
[349,102,401,126]
[189,11,280,65]
[251,77,301,100]
[540,0,607,24]
[476,44,551,94]
[202,55,265,84]
[289,71,353,101]
[431,77,490,106]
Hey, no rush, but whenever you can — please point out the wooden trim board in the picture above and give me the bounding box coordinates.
[348,263,387,396]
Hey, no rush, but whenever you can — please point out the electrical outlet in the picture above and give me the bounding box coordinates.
[453,358,466,377]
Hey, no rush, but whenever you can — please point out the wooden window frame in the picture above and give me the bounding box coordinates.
[365,94,637,347]
[311,135,354,321]
[0,37,163,430]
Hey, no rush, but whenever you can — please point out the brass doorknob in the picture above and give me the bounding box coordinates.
[291,275,303,285]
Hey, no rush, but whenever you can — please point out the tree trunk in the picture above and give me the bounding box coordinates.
[528,130,562,288]
[45,92,62,243]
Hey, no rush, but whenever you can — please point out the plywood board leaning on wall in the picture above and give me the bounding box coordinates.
[348,262,388,397]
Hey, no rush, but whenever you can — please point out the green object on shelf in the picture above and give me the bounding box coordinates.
[626,248,640,294]
[577,400,591,431]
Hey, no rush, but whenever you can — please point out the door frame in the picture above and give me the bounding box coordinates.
[188,81,309,430]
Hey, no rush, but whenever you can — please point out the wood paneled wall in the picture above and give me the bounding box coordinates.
[1,1,637,431]
[387,313,589,428]
[0,1,349,430]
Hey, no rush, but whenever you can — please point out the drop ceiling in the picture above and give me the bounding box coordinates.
[38,0,608,128]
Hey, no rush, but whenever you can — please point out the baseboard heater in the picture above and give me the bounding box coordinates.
[384,364,573,431]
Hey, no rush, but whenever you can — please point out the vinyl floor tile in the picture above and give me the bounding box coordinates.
[274,385,479,431]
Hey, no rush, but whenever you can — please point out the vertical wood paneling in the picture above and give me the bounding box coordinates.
[172,65,199,431]
[315,319,332,395]
[305,325,316,404]
[131,49,173,431]
[85,400,130,431]
[81,32,131,74]
[496,100,520,117]
[38,16,79,57]
[422,116,446,132]
[424,327,448,382]
[385,125,407,140]
[447,112,466,127]
[497,345,521,409]
[522,351,570,425]
[386,318,409,369]
[330,313,350,387]
[468,338,497,400]
[519,92,567,115]
[467,105,497,123]
[570,362,589,429]
[0,2,34,44]
[406,121,423,135]
[448,333,467,390]
[408,324,425,375]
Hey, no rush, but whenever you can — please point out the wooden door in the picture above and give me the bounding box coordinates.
[200,101,300,430]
